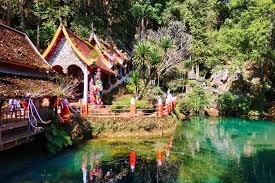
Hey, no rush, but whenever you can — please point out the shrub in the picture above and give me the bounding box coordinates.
[44,111,92,154]
[178,86,209,115]
[44,113,72,154]
[125,83,136,94]
[218,92,253,116]
[111,95,153,110]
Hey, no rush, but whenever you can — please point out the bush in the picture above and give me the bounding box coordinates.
[218,92,253,116]
[44,113,72,154]
[44,111,92,154]
[111,95,153,110]
[178,86,209,115]
[125,83,136,94]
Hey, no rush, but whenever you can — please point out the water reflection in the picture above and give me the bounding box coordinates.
[129,151,136,172]
[1,117,275,183]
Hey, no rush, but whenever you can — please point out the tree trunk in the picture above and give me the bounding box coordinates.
[6,0,11,26]
[36,23,40,50]
[19,0,25,31]
[196,65,200,80]
[141,17,145,40]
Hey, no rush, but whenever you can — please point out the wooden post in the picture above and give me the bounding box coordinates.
[0,118,2,142]
[172,97,177,110]
[81,102,89,118]
[157,98,163,118]
[130,98,136,117]
[83,65,89,104]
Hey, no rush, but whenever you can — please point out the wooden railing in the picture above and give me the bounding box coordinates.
[87,104,157,117]
[0,108,28,124]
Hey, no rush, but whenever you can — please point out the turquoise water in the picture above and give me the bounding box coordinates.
[1,117,275,183]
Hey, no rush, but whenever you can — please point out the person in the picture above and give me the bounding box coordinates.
[8,98,20,117]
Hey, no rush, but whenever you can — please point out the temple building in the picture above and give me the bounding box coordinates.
[0,23,56,151]
[43,25,130,104]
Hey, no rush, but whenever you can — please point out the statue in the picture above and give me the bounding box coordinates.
[94,68,103,107]
[89,78,96,104]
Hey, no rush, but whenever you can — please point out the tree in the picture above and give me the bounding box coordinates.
[211,0,275,97]
[133,21,191,97]
[131,0,163,39]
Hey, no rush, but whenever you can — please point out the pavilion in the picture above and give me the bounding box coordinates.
[43,25,130,104]
[0,23,56,151]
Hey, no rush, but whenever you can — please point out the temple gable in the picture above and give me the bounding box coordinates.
[48,37,86,73]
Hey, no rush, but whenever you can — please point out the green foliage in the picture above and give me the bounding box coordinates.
[111,95,153,110]
[90,116,175,136]
[44,113,72,154]
[178,86,209,114]
[125,83,136,94]
[131,0,164,29]
[218,92,253,116]
[218,90,268,116]
[44,110,92,154]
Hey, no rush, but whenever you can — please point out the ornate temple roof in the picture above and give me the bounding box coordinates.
[100,39,127,67]
[89,33,128,67]
[0,23,51,71]
[43,26,116,75]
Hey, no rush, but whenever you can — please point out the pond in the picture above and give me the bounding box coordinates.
[1,117,275,183]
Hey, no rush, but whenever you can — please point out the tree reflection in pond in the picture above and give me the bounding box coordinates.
[1,117,275,183]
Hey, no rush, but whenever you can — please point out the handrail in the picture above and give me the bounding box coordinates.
[0,108,28,124]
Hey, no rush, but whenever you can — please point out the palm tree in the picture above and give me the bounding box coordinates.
[133,41,151,78]
[157,36,173,90]
[133,41,151,65]
[160,36,173,52]
[149,46,162,68]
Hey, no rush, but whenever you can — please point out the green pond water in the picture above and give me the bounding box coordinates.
[1,117,275,183]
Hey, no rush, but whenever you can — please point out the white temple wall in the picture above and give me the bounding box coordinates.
[48,37,86,74]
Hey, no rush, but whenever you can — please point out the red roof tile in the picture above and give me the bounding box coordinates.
[67,30,91,57]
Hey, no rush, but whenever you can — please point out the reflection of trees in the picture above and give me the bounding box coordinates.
[172,117,247,182]
[176,117,275,183]
[72,118,275,183]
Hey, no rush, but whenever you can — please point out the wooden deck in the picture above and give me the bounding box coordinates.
[0,108,41,151]
[0,129,41,151]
